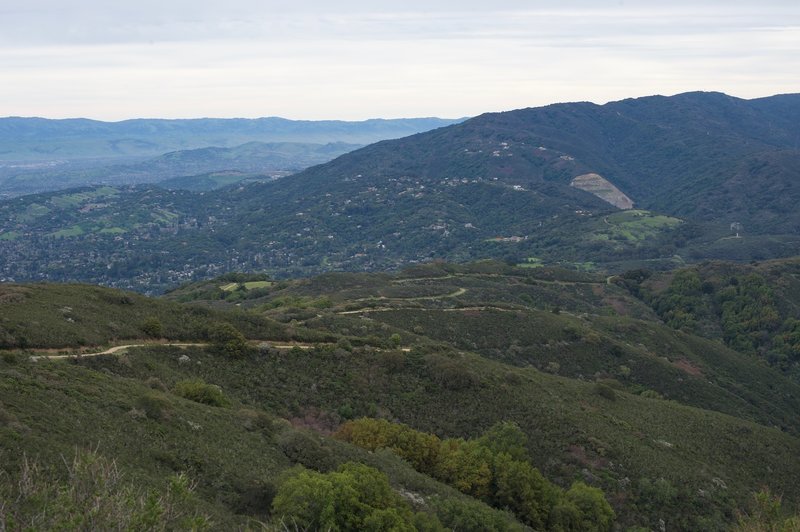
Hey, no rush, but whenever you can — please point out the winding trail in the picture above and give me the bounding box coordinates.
[27,341,322,362]
[337,305,517,316]
[29,343,206,361]
[350,287,467,304]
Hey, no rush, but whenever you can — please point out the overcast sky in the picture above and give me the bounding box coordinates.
[0,1,798,120]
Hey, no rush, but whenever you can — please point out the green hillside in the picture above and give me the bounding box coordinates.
[6,91,800,532]
[1,350,521,530]
[3,268,800,529]
[3,92,800,291]
[169,262,800,434]
[0,282,294,349]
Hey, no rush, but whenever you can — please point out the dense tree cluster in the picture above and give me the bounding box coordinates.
[645,269,800,375]
[335,418,615,531]
[272,463,442,531]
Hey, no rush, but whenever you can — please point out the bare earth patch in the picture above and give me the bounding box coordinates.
[570,173,634,209]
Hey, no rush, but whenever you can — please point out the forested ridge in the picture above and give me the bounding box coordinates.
[3,92,800,292]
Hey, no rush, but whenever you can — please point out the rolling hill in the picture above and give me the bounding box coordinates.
[274,91,800,232]
[3,266,800,530]
[2,92,800,291]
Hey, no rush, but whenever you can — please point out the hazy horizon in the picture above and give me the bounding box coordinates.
[3,89,798,123]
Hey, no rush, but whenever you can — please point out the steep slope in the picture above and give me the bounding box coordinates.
[1,346,521,530]
[198,91,800,274]
[570,173,634,209]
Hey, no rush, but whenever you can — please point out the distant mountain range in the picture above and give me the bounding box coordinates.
[2,91,800,291]
[0,116,464,161]
[0,115,463,197]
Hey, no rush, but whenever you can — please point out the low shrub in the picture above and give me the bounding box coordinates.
[237,408,275,438]
[594,383,617,401]
[276,430,335,472]
[173,379,229,407]
[135,393,172,421]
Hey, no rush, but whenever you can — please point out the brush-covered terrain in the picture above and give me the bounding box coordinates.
[3,261,800,530]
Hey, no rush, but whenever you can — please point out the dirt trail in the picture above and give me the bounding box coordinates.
[337,305,516,316]
[27,341,323,361]
[350,287,467,304]
[29,343,205,361]
[390,275,457,284]
[30,340,411,362]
